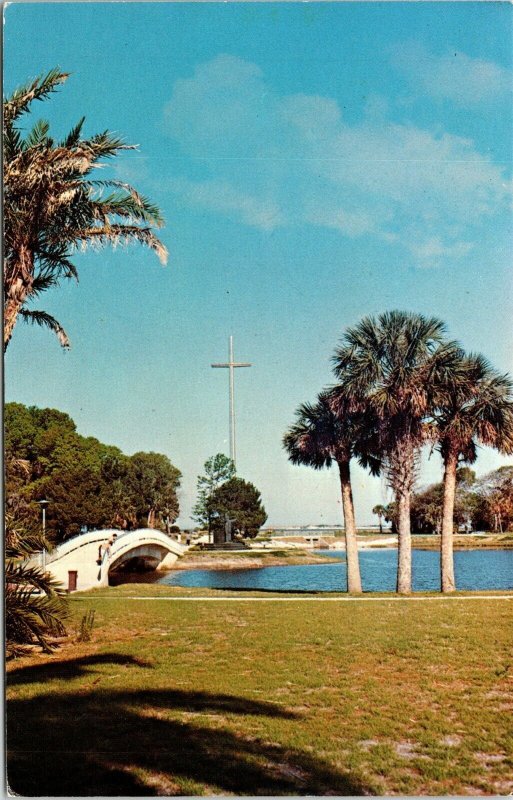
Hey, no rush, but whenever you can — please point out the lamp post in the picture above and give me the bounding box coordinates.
[36,499,49,571]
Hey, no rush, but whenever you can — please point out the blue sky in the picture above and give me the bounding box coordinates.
[4,2,513,527]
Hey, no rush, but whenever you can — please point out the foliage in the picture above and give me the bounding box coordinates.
[127,452,181,529]
[456,467,476,486]
[332,310,460,495]
[434,354,513,468]
[192,453,236,532]
[283,390,380,474]
[5,515,69,657]
[3,69,167,350]
[410,483,459,534]
[382,502,398,533]
[372,504,388,533]
[207,477,267,538]
[76,610,95,643]
[409,467,513,534]
[473,466,513,532]
[5,402,181,541]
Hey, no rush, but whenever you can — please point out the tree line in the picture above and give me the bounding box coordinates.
[382,465,513,535]
[5,402,181,543]
[284,311,513,594]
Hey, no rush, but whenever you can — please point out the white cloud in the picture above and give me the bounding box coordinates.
[390,41,512,108]
[169,176,285,231]
[407,237,473,267]
[163,55,511,267]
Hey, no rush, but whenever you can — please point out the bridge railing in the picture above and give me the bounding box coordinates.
[108,529,186,561]
[45,528,184,566]
[43,529,127,565]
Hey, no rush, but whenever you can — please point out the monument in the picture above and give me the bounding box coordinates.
[213,515,237,546]
[210,336,252,549]
[211,335,252,468]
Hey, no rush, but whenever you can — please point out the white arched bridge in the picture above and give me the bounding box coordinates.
[40,529,187,592]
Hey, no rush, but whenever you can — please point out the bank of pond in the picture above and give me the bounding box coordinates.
[115,548,513,592]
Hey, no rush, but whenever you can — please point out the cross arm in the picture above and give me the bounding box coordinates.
[211,363,252,368]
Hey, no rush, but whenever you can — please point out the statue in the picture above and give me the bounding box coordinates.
[224,515,236,542]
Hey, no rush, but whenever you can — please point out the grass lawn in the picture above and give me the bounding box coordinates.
[6,587,513,796]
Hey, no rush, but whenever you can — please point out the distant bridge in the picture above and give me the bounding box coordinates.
[38,529,187,592]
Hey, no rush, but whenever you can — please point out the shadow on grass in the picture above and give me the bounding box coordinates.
[7,652,153,685]
[7,653,371,796]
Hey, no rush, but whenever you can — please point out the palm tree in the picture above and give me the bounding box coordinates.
[435,354,513,592]
[5,514,69,657]
[332,311,461,594]
[4,69,167,350]
[283,392,379,593]
[372,504,387,534]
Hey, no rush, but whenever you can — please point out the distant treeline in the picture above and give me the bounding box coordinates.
[388,466,513,534]
[5,403,181,543]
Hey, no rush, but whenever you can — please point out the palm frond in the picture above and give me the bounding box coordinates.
[34,253,79,283]
[90,192,164,226]
[19,309,70,348]
[3,68,69,125]
[434,350,513,466]
[85,130,136,159]
[60,116,85,147]
[29,273,60,295]
[73,225,168,264]
[5,516,69,657]
[24,118,51,149]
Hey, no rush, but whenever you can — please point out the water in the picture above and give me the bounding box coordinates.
[157,549,513,592]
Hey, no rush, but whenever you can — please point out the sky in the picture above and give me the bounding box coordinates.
[4,1,513,527]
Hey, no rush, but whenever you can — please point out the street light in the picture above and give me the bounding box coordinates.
[36,499,49,571]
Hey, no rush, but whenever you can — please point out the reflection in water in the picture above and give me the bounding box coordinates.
[156,549,513,592]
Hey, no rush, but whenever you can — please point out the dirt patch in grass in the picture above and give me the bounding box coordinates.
[474,752,507,766]
[358,739,379,751]
[441,734,463,747]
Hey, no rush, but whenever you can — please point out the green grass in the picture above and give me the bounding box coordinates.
[411,532,513,550]
[6,589,513,796]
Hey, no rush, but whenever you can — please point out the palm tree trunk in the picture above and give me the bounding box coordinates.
[441,448,458,592]
[4,293,24,351]
[337,459,362,593]
[4,246,33,351]
[396,489,412,594]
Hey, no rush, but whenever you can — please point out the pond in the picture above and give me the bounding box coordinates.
[157,549,513,592]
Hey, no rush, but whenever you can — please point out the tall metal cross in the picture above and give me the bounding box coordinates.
[211,335,251,467]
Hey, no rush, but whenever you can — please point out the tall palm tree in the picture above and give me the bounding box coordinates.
[283,392,379,593]
[4,69,167,350]
[332,311,461,594]
[435,354,513,592]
